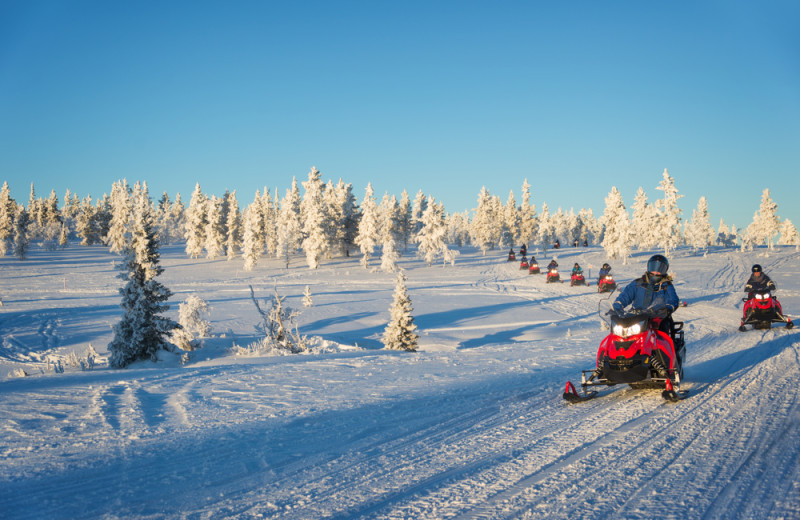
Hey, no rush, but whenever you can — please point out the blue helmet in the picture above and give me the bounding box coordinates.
[647,254,669,275]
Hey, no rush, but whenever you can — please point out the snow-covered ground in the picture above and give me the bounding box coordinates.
[1,244,799,519]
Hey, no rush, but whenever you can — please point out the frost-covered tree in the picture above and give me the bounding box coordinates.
[261,188,279,258]
[500,191,519,248]
[300,167,329,269]
[411,189,427,236]
[398,189,413,252]
[355,183,381,269]
[778,219,800,250]
[107,180,132,253]
[744,188,780,249]
[0,182,15,256]
[717,219,737,248]
[171,295,211,351]
[654,168,683,255]
[276,180,303,268]
[224,190,241,260]
[13,204,29,260]
[536,202,556,254]
[470,187,499,255]
[303,285,313,307]
[76,195,101,246]
[379,193,401,273]
[631,187,659,250]
[445,211,471,247]
[578,208,599,246]
[601,187,631,263]
[333,179,359,257]
[684,196,715,254]
[382,271,418,352]
[108,184,179,368]
[184,183,207,259]
[416,196,455,267]
[519,179,537,248]
[241,193,265,271]
[204,195,225,259]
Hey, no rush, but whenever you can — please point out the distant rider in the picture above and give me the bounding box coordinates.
[598,263,611,278]
[547,259,558,271]
[571,263,583,276]
[520,244,527,257]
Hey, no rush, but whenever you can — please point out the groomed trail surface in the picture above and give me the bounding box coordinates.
[0,245,798,519]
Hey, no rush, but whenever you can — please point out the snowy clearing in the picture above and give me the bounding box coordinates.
[1,244,799,519]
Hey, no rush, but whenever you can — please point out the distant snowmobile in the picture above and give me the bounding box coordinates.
[570,272,586,286]
[546,268,560,283]
[597,274,617,293]
[519,258,529,270]
[739,291,793,331]
[528,262,541,275]
[564,302,687,403]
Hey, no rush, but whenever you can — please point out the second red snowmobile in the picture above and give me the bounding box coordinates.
[739,291,794,331]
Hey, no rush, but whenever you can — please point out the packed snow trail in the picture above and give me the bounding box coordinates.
[1,246,799,519]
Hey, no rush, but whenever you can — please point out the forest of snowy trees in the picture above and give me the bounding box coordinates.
[1,168,798,270]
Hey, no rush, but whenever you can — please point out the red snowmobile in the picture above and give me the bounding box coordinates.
[597,274,617,293]
[507,251,516,262]
[528,262,541,275]
[546,268,560,283]
[519,258,529,270]
[739,291,794,331]
[564,302,686,402]
[570,272,586,286]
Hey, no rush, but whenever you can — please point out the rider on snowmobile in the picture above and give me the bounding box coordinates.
[572,263,583,276]
[744,264,776,296]
[547,259,558,271]
[598,263,611,278]
[613,254,679,334]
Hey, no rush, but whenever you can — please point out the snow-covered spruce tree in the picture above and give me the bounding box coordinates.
[76,195,101,245]
[155,192,172,245]
[536,202,555,254]
[631,187,659,250]
[445,211,471,247]
[501,190,519,248]
[519,179,537,248]
[684,196,715,254]
[301,167,329,269]
[303,285,313,307]
[40,190,62,250]
[204,195,226,259]
[224,190,241,260]
[778,219,800,250]
[600,186,632,264]
[744,188,780,250]
[398,189,412,252]
[107,180,132,253]
[169,193,186,244]
[108,184,179,368]
[717,219,736,248]
[261,188,279,258]
[552,208,570,246]
[379,193,401,273]
[654,168,683,255]
[0,181,15,256]
[171,295,211,351]
[382,271,418,351]
[355,183,381,269]
[184,183,207,259]
[470,186,498,255]
[411,189,427,236]
[276,181,303,268]
[61,189,80,240]
[13,204,29,260]
[241,198,264,271]
[416,196,455,267]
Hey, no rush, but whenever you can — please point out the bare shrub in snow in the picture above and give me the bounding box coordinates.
[249,285,307,353]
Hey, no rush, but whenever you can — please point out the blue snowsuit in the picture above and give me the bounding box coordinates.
[613,275,679,315]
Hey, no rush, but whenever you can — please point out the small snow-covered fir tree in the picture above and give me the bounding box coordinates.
[107,180,132,253]
[355,183,381,269]
[172,295,211,351]
[382,271,418,351]
[654,168,683,255]
[416,196,453,267]
[0,182,15,257]
[301,167,329,269]
[744,188,780,249]
[13,204,29,260]
[303,285,313,307]
[184,183,207,259]
[108,184,179,368]
[778,218,800,250]
[204,195,226,260]
[600,187,631,264]
[470,187,499,255]
[684,196,715,254]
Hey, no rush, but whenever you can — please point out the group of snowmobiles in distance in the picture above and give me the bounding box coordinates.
[508,248,795,404]
[507,246,616,291]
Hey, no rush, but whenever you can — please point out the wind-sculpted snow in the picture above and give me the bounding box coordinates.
[0,245,798,519]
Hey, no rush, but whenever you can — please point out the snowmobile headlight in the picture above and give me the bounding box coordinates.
[613,322,643,338]
[551,269,558,274]
[755,293,769,300]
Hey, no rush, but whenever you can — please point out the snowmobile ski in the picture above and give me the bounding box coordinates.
[662,378,688,402]
[562,381,598,403]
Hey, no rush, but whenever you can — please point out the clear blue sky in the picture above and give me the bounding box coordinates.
[1,1,798,231]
